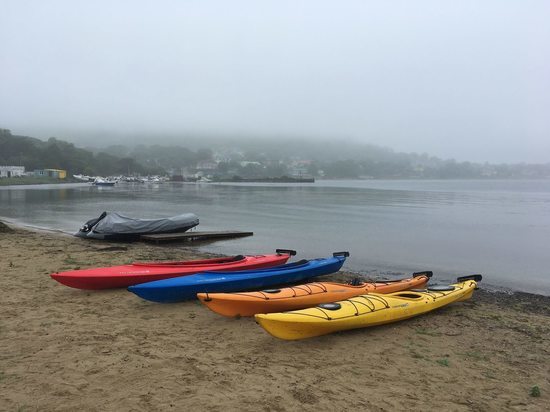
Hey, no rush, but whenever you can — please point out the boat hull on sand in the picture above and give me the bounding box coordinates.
[255,275,482,340]
[51,250,295,290]
[128,253,349,303]
[198,271,432,317]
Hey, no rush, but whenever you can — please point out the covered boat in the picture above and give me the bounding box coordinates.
[128,252,349,303]
[197,271,432,317]
[255,275,482,340]
[74,211,199,241]
[50,249,296,290]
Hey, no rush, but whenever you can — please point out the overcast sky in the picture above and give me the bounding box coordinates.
[1,0,549,163]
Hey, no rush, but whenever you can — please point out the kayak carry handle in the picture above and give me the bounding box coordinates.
[276,249,297,256]
[333,251,350,257]
[456,274,483,283]
[413,271,433,279]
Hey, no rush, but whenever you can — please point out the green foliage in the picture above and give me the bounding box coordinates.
[0,130,160,176]
[436,358,450,367]
[213,160,288,179]
[128,144,198,170]
[530,386,541,397]
[0,176,72,186]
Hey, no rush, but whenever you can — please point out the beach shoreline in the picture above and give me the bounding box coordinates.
[1,216,545,297]
[1,222,548,411]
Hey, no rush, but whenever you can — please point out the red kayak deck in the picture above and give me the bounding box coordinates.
[50,253,292,290]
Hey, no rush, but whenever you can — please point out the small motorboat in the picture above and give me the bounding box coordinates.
[255,275,482,340]
[92,177,116,186]
[74,211,199,241]
[50,249,296,290]
[128,252,350,303]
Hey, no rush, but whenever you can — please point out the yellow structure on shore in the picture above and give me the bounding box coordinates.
[33,169,67,179]
[47,169,67,179]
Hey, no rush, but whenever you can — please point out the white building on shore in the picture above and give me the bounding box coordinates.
[0,166,25,178]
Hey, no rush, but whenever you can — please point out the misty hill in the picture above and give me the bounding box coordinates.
[101,144,214,172]
[0,129,159,176]
[100,138,550,179]
[2,128,549,179]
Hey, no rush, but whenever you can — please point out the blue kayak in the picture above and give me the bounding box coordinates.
[128,252,349,303]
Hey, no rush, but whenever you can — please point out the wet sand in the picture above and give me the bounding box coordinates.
[1,223,548,411]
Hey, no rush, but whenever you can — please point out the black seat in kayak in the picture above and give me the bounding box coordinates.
[293,259,309,266]
[427,285,455,291]
[318,303,341,310]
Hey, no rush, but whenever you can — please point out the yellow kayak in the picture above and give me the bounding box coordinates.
[255,275,482,340]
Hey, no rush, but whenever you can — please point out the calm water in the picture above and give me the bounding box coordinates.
[1,180,549,295]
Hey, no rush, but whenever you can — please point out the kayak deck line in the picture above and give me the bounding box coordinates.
[140,230,254,244]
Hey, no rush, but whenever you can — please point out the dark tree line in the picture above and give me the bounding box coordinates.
[2,128,549,179]
[0,129,160,176]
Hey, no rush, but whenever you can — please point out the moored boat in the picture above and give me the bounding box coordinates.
[92,177,116,186]
[128,252,349,303]
[50,249,296,290]
[255,275,482,340]
[198,271,432,317]
[74,211,199,241]
[73,174,95,182]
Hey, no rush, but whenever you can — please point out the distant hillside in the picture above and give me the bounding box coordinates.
[2,128,549,179]
[0,129,161,176]
[100,144,214,172]
[102,138,550,179]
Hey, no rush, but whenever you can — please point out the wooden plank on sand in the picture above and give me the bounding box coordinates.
[140,231,254,244]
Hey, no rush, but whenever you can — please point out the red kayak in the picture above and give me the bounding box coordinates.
[50,249,296,290]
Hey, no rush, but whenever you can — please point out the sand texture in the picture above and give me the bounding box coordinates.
[1,224,549,411]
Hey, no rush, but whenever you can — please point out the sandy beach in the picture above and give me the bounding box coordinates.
[1,222,548,411]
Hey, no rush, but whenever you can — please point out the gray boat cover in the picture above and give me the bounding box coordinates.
[75,211,199,240]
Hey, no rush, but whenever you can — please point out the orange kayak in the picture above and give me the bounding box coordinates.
[197,271,432,317]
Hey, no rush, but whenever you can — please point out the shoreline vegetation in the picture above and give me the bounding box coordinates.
[3,128,550,181]
[1,221,548,410]
[0,176,82,186]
